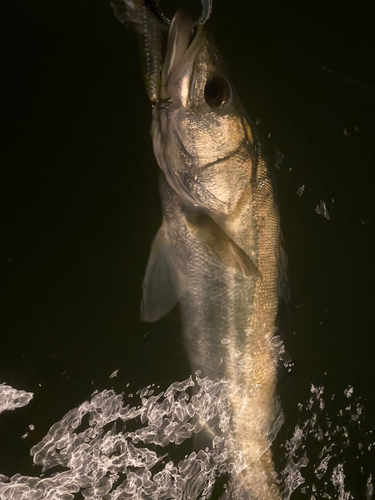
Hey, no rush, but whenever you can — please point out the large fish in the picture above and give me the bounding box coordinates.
[114,1,284,498]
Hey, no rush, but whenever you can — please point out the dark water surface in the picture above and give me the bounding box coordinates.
[1,0,374,496]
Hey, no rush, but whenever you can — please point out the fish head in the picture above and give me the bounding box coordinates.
[153,10,255,211]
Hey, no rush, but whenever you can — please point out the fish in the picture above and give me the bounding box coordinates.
[114,1,285,498]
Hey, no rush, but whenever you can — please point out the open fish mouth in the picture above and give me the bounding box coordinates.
[159,10,205,105]
[112,0,209,106]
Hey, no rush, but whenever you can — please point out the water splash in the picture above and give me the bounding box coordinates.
[280,384,374,499]
[0,384,33,414]
[0,378,373,499]
[0,375,235,500]
[315,200,331,220]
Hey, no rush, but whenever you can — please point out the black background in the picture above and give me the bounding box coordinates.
[1,0,374,495]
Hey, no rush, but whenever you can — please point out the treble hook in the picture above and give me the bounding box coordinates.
[144,0,213,26]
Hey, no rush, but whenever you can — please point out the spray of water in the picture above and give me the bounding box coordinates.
[0,375,235,500]
[0,376,373,499]
[280,384,374,499]
[0,384,33,415]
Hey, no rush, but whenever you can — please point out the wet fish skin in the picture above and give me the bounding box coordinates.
[118,3,284,498]
[156,159,282,500]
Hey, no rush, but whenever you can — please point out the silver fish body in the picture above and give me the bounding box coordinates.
[118,3,284,498]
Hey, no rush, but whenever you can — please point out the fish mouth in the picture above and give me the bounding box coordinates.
[160,10,204,99]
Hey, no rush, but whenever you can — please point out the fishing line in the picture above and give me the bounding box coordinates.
[144,0,213,26]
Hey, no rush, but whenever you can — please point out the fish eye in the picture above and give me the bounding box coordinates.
[204,76,231,108]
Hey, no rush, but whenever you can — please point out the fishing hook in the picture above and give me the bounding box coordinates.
[152,97,171,109]
[144,0,213,26]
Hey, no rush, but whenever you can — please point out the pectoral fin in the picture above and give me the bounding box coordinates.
[180,172,229,214]
[227,240,262,278]
[188,212,262,278]
[141,225,181,323]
